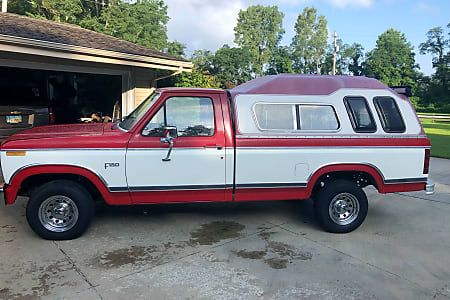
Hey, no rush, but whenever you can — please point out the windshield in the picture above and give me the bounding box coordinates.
[119,92,161,131]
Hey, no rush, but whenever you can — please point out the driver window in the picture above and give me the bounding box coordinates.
[142,96,215,137]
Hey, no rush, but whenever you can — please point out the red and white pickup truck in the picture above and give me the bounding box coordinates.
[0,74,434,239]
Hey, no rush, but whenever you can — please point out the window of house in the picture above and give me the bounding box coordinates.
[344,97,377,133]
[373,97,405,133]
[142,96,215,137]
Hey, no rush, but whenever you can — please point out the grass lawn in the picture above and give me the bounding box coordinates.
[417,112,450,116]
[420,118,450,159]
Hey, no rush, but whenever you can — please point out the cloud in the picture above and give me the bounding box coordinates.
[165,0,244,55]
[165,0,372,57]
[325,0,373,8]
[165,0,311,55]
[412,2,439,14]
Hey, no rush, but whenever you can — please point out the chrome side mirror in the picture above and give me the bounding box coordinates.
[160,126,178,161]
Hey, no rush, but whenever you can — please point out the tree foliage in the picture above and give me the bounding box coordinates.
[363,29,418,88]
[9,0,171,51]
[167,68,221,89]
[266,46,293,75]
[234,5,285,77]
[210,46,253,89]
[418,24,450,110]
[291,7,327,74]
[165,41,186,58]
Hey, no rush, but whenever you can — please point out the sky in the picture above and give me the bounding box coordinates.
[164,0,449,76]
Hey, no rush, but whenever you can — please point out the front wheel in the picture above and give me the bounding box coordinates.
[314,180,368,233]
[26,180,95,240]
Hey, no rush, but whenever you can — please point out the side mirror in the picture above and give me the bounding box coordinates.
[164,126,178,139]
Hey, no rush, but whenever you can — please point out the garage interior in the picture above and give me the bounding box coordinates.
[0,12,193,139]
[0,66,122,124]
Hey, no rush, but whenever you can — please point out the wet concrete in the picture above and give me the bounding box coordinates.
[0,157,449,299]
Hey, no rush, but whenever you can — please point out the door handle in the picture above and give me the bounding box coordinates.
[203,145,223,150]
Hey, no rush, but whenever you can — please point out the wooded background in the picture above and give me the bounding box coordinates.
[6,0,450,112]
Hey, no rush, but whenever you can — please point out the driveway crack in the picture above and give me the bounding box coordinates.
[53,241,104,300]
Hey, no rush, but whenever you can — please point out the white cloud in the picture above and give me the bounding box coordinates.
[325,0,373,8]
[165,0,245,55]
[165,0,372,57]
[165,0,312,56]
[412,2,439,14]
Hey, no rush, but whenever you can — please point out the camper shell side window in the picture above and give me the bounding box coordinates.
[253,103,339,132]
[343,96,377,133]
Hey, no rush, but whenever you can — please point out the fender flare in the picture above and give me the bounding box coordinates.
[4,164,130,205]
[305,163,385,197]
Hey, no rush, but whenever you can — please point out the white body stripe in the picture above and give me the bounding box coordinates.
[0,150,126,186]
[235,147,426,185]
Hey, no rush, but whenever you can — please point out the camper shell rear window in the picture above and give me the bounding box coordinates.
[373,97,406,133]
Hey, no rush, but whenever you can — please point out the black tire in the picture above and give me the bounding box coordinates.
[26,180,95,240]
[314,179,368,233]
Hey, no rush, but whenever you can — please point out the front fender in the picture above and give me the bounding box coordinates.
[3,165,131,205]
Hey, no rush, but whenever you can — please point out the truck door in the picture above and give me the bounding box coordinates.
[126,92,227,203]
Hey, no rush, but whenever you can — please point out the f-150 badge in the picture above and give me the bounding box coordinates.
[105,162,120,169]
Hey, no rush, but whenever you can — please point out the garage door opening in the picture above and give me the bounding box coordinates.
[0,66,122,138]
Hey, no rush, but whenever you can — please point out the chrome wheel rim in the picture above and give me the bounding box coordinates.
[38,196,79,232]
[328,192,360,226]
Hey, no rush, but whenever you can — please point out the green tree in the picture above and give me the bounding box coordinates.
[9,0,169,51]
[347,43,365,76]
[234,5,285,77]
[165,41,186,58]
[291,7,328,74]
[419,25,450,110]
[266,46,293,75]
[168,68,220,89]
[210,46,253,89]
[190,50,214,73]
[363,29,418,88]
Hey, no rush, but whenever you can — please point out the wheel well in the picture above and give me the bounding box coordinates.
[18,173,102,200]
[312,171,377,196]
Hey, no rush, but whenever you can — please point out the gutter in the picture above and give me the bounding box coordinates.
[0,34,193,71]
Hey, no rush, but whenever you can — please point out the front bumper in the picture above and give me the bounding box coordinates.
[425,181,435,195]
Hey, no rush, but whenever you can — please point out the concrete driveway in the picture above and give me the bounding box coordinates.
[0,157,449,300]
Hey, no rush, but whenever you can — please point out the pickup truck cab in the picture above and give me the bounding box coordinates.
[0,74,434,239]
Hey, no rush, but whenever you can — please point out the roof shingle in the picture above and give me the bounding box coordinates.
[0,12,189,62]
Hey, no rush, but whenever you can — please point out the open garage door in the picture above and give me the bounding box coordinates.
[0,66,122,139]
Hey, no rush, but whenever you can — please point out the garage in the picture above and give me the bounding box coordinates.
[0,12,192,138]
[0,66,122,138]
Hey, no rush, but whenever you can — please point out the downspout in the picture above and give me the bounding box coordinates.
[151,67,184,89]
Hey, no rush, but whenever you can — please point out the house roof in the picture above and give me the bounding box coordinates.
[230,74,391,97]
[0,12,192,69]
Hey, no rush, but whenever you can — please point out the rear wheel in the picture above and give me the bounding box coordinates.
[314,180,368,233]
[26,180,95,240]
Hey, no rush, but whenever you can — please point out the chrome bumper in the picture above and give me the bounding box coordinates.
[425,181,435,195]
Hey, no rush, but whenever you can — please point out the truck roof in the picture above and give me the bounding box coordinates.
[229,74,391,98]
[157,87,224,94]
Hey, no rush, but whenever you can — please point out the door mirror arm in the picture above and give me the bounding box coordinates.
[160,126,178,161]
